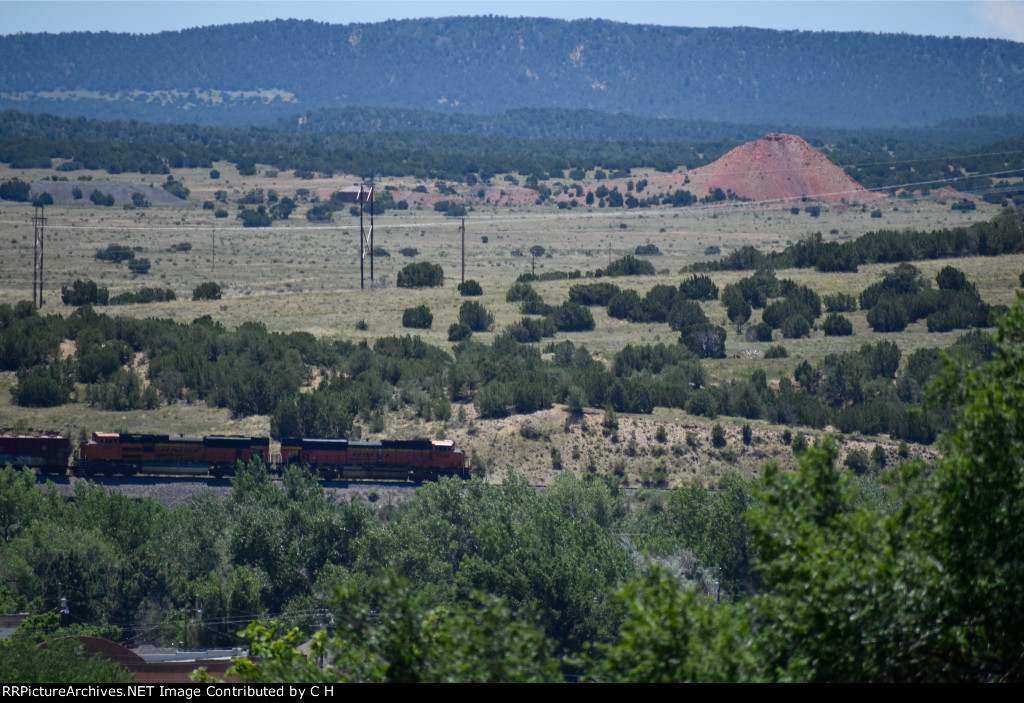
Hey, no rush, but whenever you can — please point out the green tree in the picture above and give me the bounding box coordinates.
[397,261,444,288]
[219,574,561,683]
[0,614,133,683]
[459,301,493,332]
[0,178,32,201]
[192,282,222,301]
[402,305,433,329]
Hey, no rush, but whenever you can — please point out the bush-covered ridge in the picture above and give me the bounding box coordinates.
[3,18,1024,129]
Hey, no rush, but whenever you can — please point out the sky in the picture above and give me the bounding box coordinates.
[2,0,1024,42]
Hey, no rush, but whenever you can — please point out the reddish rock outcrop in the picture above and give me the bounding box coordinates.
[686,133,881,202]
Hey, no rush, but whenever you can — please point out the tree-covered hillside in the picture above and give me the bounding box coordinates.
[2,17,1023,128]
[3,110,1024,193]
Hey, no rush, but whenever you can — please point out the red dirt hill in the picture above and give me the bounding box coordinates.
[682,133,881,203]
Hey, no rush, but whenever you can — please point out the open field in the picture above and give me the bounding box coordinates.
[0,161,1011,485]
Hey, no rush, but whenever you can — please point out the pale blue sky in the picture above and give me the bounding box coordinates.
[2,1,1023,41]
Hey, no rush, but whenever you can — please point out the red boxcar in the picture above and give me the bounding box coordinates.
[0,433,71,473]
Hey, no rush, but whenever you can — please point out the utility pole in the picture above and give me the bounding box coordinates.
[32,205,46,307]
[211,228,215,273]
[195,594,202,649]
[461,217,466,284]
[337,184,375,290]
[374,187,378,288]
[359,185,364,289]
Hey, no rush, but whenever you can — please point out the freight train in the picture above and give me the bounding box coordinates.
[0,432,468,481]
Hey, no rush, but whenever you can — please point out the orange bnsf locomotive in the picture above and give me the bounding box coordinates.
[279,437,468,481]
[1,431,467,481]
[79,433,270,477]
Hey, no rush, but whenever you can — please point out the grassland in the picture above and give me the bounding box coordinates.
[0,161,1013,485]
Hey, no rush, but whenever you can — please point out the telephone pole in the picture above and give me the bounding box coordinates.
[32,205,46,307]
[338,184,374,289]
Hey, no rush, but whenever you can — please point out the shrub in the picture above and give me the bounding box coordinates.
[778,317,811,339]
[399,247,420,257]
[447,322,472,342]
[0,178,31,201]
[397,261,444,288]
[867,298,909,332]
[712,423,727,448]
[844,448,870,475]
[823,313,854,336]
[668,299,708,332]
[635,243,662,256]
[127,258,151,275]
[747,322,773,342]
[109,288,176,305]
[742,423,752,446]
[824,293,858,313]
[95,244,134,263]
[459,301,494,332]
[569,282,621,306]
[792,431,808,454]
[14,359,75,407]
[505,281,536,302]
[61,279,109,306]
[238,208,271,227]
[239,188,264,205]
[681,324,727,359]
[764,345,788,359]
[601,255,655,277]
[721,285,751,324]
[192,282,223,301]
[607,290,641,319]
[90,189,115,206]
[458,280,483,296]
[547,301,595,332]
[162,176,189,200]
[402,305,433,329]
[679,274,719,301]
[306,204,333,222]
[506,317,556,343]
[603,405,618,432]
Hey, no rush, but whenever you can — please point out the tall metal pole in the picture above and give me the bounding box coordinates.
[32,205,46,307]
[38,206,43,307]
[32,209,38,306]
[359,185,365,290]
[461,217,465,284]
[374,188,378,286]
[211,228,215,273]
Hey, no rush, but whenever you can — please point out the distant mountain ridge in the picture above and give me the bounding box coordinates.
[2,17,1023,128]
